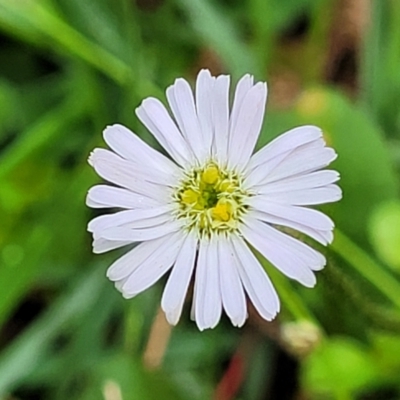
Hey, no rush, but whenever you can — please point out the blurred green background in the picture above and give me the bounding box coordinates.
[1,0,400,399]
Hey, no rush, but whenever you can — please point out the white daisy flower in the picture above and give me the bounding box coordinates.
[87,70,342,330]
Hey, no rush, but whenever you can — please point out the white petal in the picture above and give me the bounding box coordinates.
[249,209,333,245]
[167,78,206,163]
[89,148,175,187]
[254,170,340,193]
[103,124,179,175]
[257,184,342,206]
[263,145,337,185]
[161,232,198,325]
[107,236,171,281]
[88,149,171,201]
[93,238,132,254]
[114,277,129,293]
[122,213,173,230]
[248,198,334,231]
[99,219,181,242]
[194,237,222,330]
[86,185,161,209]
[229,74,254,140]
[211,75,230,165]
[243,149,292,188]
[195,69,215,155]
[218,237,247,327]
[247,125,323,172]
[136,97,193,166]
[228,82,267,170]
[227,74,253,167]
[121,231,186,297]
[88,205,174,234]
[202,236,223,329]
[247,140,329,187]
[231,235,280,320]
[241,217,325,287]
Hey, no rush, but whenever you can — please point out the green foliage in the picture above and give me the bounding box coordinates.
[294,88,398,244]
[0,0,400,399]
[302,337,377,398]
[369,201,400,271]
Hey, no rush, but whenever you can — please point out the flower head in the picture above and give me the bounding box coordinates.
[87,70,341,330]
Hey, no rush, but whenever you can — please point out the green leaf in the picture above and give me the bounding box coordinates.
[369,200,400,271]
[302,337,377,397]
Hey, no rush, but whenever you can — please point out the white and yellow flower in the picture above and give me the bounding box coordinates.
[87,70,341,330]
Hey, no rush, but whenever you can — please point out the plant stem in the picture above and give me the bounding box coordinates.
[331,229,400,310]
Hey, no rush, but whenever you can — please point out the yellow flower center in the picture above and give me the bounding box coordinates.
[174,163,249,236]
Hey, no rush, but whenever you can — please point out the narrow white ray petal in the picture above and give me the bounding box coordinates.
[99,220,181,242]
[88,149,171,201]
[194,238,222,330]
[211,75,230,165]
[243,149,292,188]
[247,198,334,231]
[88,205,174,233]
[93,238,132,254]
[136,98,193,166]
[218,237,247,327]
[249,209,333,245]
[196,69,215,155]
[161,232,198,325]
[228,82,267,170]
[258,185,342,206]
[247,140,329,187]
[86,185,161,209]
[235,83,268,168]
[243,217,327,271]
[229,74,254,138]
[167,78,206,163]
[103,124,180,175]
[241,223,317,285]
[203,236,222,329]
[255,170,340,193]
[263,146,337,185]
[89,148,175,186]
[231,235,280,320]
[121,231,186,298]
[114,277,129,293]
[91,214,173,240]
[121,213,174,230]
[107,235,172,281]
[247,125,323,171]
[241,217,324,287]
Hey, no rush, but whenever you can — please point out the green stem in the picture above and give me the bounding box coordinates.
[326,260,400,333]
[32,4,131,86]
[331,229,400,310]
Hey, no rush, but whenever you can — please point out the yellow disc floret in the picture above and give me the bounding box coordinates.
[202,164,220,184]
[212,200,231,222]
[181,189,199,205]
[173,162,250,237]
